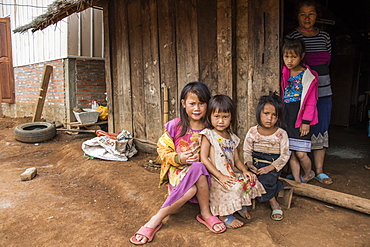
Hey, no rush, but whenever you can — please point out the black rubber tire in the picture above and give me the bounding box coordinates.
[14,122,56,143]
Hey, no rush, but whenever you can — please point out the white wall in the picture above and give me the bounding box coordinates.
[0,0,103,67]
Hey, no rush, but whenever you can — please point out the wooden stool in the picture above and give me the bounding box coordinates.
[277,186,294,209]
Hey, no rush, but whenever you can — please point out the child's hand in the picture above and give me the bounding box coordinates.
[186,153,200,164]
[180,150,194,164]
[300,123,310,137]
[246,163,258,174]
[257,165,275,175]
[243,171,257,183]
[218,175,236,189]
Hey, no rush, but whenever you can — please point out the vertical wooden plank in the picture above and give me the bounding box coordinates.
[235,0,249,138]
[102,1,115,132]
[175,0,199,93]
[141,0,162,141]
[246,0,280,129]
[112,0,133,134]
[127,0,146,139]
[217,0,232,96]
[197,0,218,94]
[261,0,280,94]
[33,65,53,122]
[158,0,178,121]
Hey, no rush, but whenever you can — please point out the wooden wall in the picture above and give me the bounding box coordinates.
[104,0,280,143]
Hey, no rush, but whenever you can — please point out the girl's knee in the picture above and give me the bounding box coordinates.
[188,185,197,195]
[295,151,308,160]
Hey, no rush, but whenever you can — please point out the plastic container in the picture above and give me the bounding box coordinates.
[91,100,99,110]
[73,109,100,124]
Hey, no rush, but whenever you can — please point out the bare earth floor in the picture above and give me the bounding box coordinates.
[0,117,369,247]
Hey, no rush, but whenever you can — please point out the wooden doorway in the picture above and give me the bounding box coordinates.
[0,18,15,103]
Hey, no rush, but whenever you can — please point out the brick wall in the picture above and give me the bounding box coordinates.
[14,59,65,106]
[5,58,106,122]
[75,59,106,107]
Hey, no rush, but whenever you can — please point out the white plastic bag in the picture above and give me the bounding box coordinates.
[81,130,137,161]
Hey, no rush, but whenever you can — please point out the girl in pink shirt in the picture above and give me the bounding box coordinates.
[281,38,318,183]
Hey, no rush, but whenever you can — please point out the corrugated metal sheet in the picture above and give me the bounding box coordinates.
[0,0,103,67]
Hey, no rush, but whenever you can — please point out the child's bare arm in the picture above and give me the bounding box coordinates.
[235,151,257,182]
[200,137,235,188]
[234,151,248,173]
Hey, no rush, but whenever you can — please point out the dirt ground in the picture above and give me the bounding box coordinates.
[0,117,369,247]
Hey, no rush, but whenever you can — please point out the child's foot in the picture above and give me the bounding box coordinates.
[269,198,283,221]
[237,206,252,220]
[130,223,163,245]
[220,215,244,229]
[196,214,226,233]
[271,208,283,221]
[301,170,315,183]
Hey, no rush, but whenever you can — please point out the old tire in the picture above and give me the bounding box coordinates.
[14,122,56,143]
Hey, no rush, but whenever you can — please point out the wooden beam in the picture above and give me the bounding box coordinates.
[217,0,232,96]
[158,0,178,121]
[142,0,162,142]
[133,138,157,155]
[102,2,114,133]
[33,65,53,122]
[281,178,370,215]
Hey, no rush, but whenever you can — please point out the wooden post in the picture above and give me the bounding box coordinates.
[163,87,169,125]
[281,178,370,215]
[33,65,53,122]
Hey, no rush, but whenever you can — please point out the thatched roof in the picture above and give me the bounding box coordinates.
[13,0,102,33]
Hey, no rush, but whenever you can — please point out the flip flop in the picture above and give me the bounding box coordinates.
[130,223,163,245]
[315,173,333,185]
[237,206,250,219]
[222,215,243,229]
[288,170,315,183]
[196,214,226,233]
[271,209,283,221]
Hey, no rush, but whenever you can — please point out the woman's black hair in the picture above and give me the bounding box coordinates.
[294,0,321,19]
[206,95,235,132]
[282,37,306,67]
[178,81,211,137]
[256,91,284,128]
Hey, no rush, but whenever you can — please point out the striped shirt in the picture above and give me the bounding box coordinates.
[287,30,331,54]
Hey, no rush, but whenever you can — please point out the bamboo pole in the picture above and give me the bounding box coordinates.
[163,87,169,125]
[281,178,370,215]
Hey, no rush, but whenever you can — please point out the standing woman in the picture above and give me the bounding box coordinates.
[286,0,333,185]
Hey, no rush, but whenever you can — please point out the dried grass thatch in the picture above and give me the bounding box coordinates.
[13,0,101,33]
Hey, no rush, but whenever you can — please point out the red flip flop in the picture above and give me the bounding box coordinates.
[196,214,226,234]
[129,223,163,245]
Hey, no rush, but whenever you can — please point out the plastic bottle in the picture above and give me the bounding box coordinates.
[92,100,99,110]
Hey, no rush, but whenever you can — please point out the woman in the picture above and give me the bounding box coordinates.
[286,0,333,184]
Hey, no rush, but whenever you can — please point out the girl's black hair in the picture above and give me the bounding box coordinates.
[206,95,235,132]
[256,91,284,128]
[294,0,321,19]
[282,37,306,67]
[178,81,211,137]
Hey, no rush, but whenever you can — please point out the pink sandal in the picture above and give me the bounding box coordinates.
[196,214,226,233]
[129,223,163,245]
